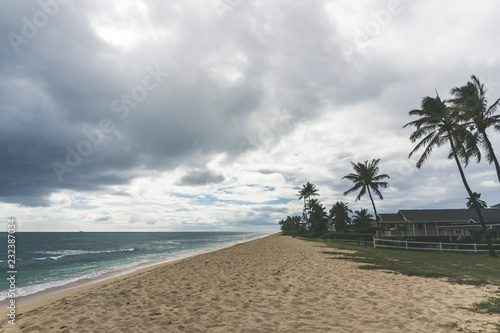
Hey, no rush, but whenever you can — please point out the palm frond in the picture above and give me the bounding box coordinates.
[355,185,367,202]
[343,182,363,196]
[487,97,500,116]
[414,127,444,168]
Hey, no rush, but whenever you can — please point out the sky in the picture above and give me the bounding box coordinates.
[1,0,499,232]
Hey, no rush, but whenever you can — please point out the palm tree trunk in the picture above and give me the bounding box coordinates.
[481,129,500,183]
[449,131,497,257]
[367,187,381,238]
[306,198,312,230]
[303,197,307,225]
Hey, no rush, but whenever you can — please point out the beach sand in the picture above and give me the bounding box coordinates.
[2,234,498,332]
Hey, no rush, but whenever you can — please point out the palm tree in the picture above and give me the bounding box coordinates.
[297,187,307,221]
[450,75,500,182]
[297,182,319,223]
[403,93,497,257]
[343,159,389,237]
[307,199,328,232]
[329,201,352,232]
[279,215,302,232]
[466,192,487,209]
[352,208,375,229]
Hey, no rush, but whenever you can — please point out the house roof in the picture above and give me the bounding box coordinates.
[437,218,500,229]
[378,209,500,224]
[378,213,405,222]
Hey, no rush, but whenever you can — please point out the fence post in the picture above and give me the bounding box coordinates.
[368,239,488,254]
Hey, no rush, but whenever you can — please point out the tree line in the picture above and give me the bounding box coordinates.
[279,75,499,257]
[279,158,388,235]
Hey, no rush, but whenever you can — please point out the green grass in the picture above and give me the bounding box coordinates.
[470,290,500,315]
[300,236,500,318]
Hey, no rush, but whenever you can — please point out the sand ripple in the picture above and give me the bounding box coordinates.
[6,234,498,332]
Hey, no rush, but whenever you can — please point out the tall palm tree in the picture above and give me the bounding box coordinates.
[297,182,319,223]
[329,201,352,232]
[450,75,500,182]
[352,208,375,229]
[297,187,307,221]
[307,199,328,232]
[403,93,497,257]
[343,159,389,237]
[466,192,487,209]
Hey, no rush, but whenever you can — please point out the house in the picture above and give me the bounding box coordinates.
[378,208,500,241]
[326,219,355,232]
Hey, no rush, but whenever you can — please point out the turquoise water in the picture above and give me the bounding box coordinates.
[0,232,266,300]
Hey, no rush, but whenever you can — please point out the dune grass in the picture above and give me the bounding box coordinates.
[302,236,500,316]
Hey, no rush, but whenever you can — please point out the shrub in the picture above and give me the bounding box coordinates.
[282,230,326,238]
[320,232,373,240]
[354,226,378,234]
[319,232,336,239]
[299,231,325,238]
[282,230,375,240]
[479,238,500,244]
[282,230,301,237]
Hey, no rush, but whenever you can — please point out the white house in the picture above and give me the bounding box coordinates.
[378,207,500,241]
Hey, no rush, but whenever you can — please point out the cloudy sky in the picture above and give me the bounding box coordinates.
[1,0,500,232]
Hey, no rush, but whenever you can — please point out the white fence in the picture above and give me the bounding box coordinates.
[382,230,448,237]
[373,238,500,254]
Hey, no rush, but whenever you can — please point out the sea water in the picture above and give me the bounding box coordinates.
[0,232,266,301]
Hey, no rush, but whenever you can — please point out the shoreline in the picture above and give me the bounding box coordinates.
[3,234,497,332]
[3,249,224,317]
[1,232,272,308]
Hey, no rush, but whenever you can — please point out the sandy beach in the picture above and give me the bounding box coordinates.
[3,234,498,332]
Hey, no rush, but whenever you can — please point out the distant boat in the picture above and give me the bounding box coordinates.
[79,231,85,233]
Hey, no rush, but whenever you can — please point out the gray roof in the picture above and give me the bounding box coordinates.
[379,209,500,224]
[378,213,405,222]
[437,217,500,229]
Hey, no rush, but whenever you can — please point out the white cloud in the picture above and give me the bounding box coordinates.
[481,180,500,188]
[1,0,500,231]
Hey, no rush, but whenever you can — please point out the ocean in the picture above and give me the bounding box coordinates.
[0,232,267,302]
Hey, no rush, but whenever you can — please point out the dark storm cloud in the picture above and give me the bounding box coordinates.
[0,0,351,206]
[3,0,499,215]
[254,206,288,214]
[177,169,225,186]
